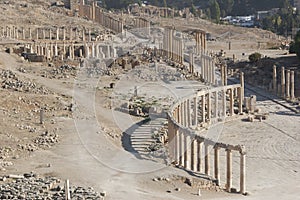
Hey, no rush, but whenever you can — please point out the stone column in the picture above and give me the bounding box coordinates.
[183,101,187,127]
[193,97,198,126]
[88,29,91,42]
[201,95,205,123]
[214,91,218,118]
[214,147,220,186]
[15,27,18,39]
[240,151,246,194]
[221,65,225,86]
[177,105,181,124]
[65,179,70,200]
[91,43,95,58]
[82,29,85,41]
[29,28,32,40]
[212,60,215,84]
[179,131,184,166]
[286,70,290,99]
[22,28,25,40]
[197,141,203,172]
[273,65,277,94]
[70,27,73,40]
[167,118,175,160]
[36,28,39,40]
[291,71,295,100]
[56,27,60,40]
[226,149,232,192]
[223,89,227,117]
[175,127,180,163]
[187,99,191,127]
[239,72,244,114]
[191,138,197,171]
[204,144,210,175]
[63,28,66,40]
[184,134,191,170]
[49,43,53,58]
[49,29,52,40]
[207,93,211,121]
[281,67,285,98]
[224,65,228,86]
[95,44,99,58]
[54,43,58,56]
[229,88,234,116]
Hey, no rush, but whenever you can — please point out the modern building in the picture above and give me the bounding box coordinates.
[294,0,300,10]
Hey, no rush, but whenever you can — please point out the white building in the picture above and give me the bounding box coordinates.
[294,0,300,11]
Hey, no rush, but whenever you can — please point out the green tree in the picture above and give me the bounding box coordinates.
[163,0,167,7]
[218,0,234,17]
[293,30,300,59]
[249,52,262,62]
[209,0,221,23]
[191,4,197,16]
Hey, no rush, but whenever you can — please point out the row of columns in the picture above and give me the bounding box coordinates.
[25,42,77,60]
[163,28,184,64]
[195,31,206,55]
[273,65,295,100]
[79,0,124,33]
[21,41,115,61]
[167,119,246,194]
[134,18,151,35]
[173,86,243,129]
[84,43,116,59]
[0,26,106,42]
[200,52,216,85]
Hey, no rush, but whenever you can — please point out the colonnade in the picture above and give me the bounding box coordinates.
[79,0,124,33]
[0,26,108,42]
[20,42,116,61]
[167,79,246,194]
[134,18,151,35]
[128,4,173,18]
[161,28,215,85]
[273,65,295,100]
[195,31,206,55]
[163,28,184,64]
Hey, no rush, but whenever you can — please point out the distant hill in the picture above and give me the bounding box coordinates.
[103,0,293,16]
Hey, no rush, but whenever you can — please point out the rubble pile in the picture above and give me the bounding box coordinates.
[126,64,186,82]
[147,122,168,152]
[41,64,78,79]
[34,131,59,148]
[0,70,50,94]
[0,173,102,199]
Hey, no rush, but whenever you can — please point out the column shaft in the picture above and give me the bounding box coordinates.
[226,150,232,192]
[240,153,246,194]
[214,147,220,186]
[204,144,210,175]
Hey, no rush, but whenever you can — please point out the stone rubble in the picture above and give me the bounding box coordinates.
[41,64,78,79]
[0,69,50,94]
[0,173,103,199]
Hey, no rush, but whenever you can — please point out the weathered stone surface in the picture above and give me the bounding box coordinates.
[0,173,102,199]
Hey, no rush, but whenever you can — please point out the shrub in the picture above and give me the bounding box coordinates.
[248,52,262,62]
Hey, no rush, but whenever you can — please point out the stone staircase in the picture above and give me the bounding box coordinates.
[130,118,166,155]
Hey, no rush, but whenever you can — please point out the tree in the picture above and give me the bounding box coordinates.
[209,0,221,23]
[293,30,300,59]
[163,0,167,7]
[218,0,234,17]
[249,52,262,62]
